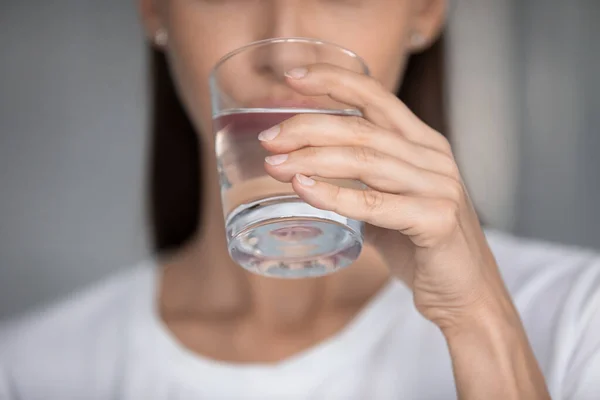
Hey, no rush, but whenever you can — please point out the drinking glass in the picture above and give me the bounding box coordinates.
[210,37,369,278]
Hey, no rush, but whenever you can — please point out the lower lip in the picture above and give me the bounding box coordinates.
[254,99,323,109]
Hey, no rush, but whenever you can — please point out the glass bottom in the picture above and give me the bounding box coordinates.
[225,195,364,278]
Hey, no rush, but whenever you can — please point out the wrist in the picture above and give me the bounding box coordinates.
[440,281,520,340]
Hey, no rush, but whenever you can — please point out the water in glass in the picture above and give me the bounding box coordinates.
[214,108,364,278]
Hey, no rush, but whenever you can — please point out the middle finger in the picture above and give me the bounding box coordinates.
[259,113,459,179]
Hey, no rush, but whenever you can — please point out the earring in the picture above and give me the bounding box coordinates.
[154,29,168,48]
[410,31,427,49]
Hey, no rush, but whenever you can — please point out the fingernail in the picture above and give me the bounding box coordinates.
[296,174,315,186]
[265,154,288,166]
[285,67,308,79]
[258,125,280,141]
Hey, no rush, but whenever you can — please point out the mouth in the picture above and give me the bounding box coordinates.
[252,97,324,109]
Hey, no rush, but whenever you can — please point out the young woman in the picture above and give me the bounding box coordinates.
[2,1,599,399]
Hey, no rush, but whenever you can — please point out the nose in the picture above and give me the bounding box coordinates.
[254,2,318,80]
[257,40,319,81]
[265,0,303,39]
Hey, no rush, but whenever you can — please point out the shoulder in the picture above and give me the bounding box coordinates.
[0,264,153,355]
[485,229,600,303]
[0,262,155,399]
[486,230,600,397]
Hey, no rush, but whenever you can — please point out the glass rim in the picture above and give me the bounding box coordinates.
[209,37,370,81]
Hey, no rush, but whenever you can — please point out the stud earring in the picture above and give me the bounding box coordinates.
[154,29,168,48]
[410,31,427,49]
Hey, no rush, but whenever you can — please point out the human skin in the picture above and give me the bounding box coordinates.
[139,1,550,398]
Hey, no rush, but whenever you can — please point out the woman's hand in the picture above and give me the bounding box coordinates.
[259,64,503,330]
[259,64,551,399]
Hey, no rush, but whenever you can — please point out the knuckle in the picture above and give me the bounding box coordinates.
[438,200,460,234]
[445,180,464,203]
[352,146,368,163]
[437,134,453,155]
[366,76,386,95]
[439,154,460,178]
[351,146,379,165]
[301,146,320,160]
[344,115,374,142]
[448,166,461,182]
[329,185,344,213]
[279,119,297,137]
[289,113,316,130]
[361,190,384,213]
[355,78,377,106]
[286,113,328,136]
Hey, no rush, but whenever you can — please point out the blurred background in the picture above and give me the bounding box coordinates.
[0,0,599,319]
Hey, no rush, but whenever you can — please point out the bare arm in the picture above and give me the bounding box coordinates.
[443,286,551,400]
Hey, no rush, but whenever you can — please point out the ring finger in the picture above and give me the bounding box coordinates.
[264,146,462,202]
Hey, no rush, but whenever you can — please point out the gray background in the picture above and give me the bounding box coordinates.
[0,2,148,317]
[514,0,600,246]
[1,0,599,319]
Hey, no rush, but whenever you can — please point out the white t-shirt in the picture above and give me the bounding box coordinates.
[1,230,600,400]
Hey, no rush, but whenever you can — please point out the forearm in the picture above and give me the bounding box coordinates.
[443,293,551,400]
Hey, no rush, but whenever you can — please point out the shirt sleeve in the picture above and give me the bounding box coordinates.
[562,260,600,400]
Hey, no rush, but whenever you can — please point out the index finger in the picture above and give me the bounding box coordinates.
[284,63,450,153]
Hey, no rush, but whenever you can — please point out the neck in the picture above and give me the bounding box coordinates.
[158,155,391,332]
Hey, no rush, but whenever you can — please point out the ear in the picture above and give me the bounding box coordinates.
[137,0,165,45]
[409,0,448,52]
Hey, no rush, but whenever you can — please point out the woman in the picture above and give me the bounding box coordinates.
[1,0,599,398]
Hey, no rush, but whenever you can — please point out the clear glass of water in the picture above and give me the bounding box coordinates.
[210,37,370,278]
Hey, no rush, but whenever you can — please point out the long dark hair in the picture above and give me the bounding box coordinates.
[149,35,448,253]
